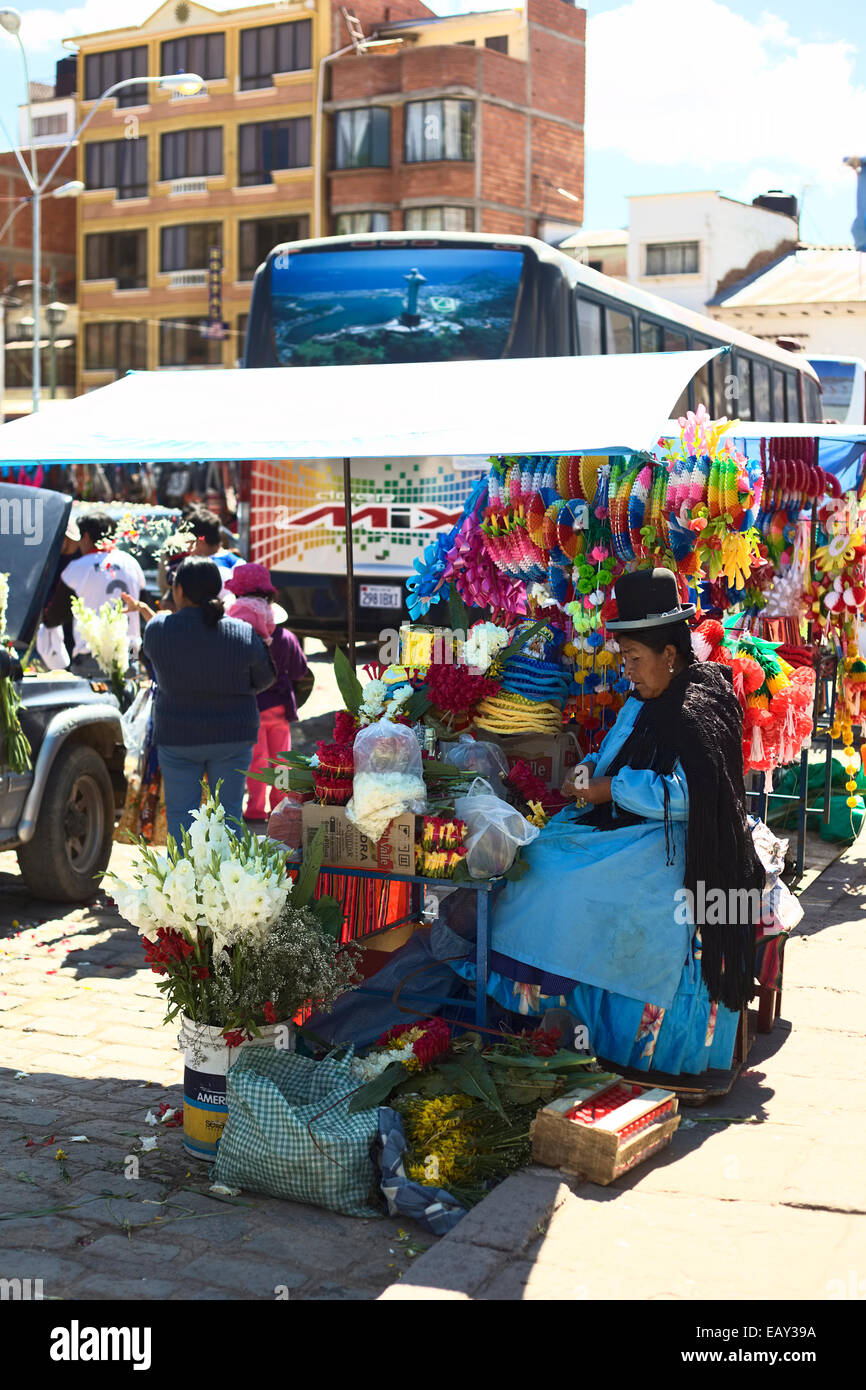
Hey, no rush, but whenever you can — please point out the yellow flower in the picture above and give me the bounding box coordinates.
[55,1148,67,1162]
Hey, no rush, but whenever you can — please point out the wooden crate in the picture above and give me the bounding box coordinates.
[530,1077,680,1186]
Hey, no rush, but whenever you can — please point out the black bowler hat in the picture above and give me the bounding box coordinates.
[605,567,696,632]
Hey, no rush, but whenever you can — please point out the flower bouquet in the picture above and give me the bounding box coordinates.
[351,1021,611,1208]
[108,784,357,1046]
[0,573,32,774]
[70,596,129,702]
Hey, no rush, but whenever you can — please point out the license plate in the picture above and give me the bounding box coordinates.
[359,584,403,610]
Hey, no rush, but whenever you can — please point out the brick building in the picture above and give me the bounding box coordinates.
[326,0,585,240]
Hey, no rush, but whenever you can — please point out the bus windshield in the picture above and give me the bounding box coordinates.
[269,246,525,366]
[810,358,856,418]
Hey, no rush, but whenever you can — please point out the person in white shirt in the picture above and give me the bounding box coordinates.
[42,508,145,677]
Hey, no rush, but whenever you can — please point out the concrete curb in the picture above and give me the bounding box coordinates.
[378,1167,574,1299]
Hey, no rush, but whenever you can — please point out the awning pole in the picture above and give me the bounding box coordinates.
[343,455,356,669]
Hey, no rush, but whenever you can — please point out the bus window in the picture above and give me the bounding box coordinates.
[736,357,753,419]
[785,372,799,421]
[753,361,771,420]
[577,299,603,355]
[605,307,635,353]
[711,354,731,417]
[639,319,662,353]
[804,376,822,423]
[772,368,785,422]
[692,338,712,413]
[663,328,688,352]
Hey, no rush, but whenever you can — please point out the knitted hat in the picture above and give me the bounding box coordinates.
[225,562,276,598]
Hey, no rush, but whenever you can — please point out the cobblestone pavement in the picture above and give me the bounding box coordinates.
[0,843,429,1302]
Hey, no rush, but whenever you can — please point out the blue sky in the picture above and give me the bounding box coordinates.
[1,0,863,243]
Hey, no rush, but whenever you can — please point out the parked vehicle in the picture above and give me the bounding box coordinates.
[1,483,127,901]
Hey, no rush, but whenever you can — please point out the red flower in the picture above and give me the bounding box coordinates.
[223,1028,248,1048]
[527,1025,561,1057]
[333,709,359,745]
[411,1017,451,1068]
[263,1001,277,1025]
[192,966,210,980]
[425,663,499,715]
[506,759,549,805]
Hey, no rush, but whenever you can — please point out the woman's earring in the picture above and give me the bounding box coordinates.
[669,665,674,673]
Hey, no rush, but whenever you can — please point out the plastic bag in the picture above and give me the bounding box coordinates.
[120,685,152,770]
[353,717,423,780]
[267,793,304,850]
[441,734,509,788]
[453,777,540,879]
[347,718,427,841]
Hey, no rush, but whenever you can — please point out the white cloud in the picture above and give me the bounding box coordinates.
[586,0,866,200]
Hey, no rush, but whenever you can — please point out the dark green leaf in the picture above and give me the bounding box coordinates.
[403,688,432,723]
[347,1061,408,1113]
[436,1053,508,1121]
[293,826,324,908]
[448,588,471,634]
[503,854,530,881]
[308,895,344,941]
[498,620,547,664]
[333,646,363,716]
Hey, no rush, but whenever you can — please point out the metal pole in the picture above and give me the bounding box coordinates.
[343,455,356,668]
[31,190,39,412]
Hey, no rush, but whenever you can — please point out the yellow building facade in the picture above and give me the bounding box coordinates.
[69,0,329,391]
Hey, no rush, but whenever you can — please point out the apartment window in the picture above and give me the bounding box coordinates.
[33,113,69,137]
[239,215,309,278]
[605,308,635,353]
[238,118,311,185]
[84,321,147,372]
[162,33,225,82]
[334,211,390,235]
[753,361,771,420]
[85,46,148,107]
[405,100,473,162]
[7,345,75,389]
[239,20,312,90]
[84,231,147,288]
[335,108,390,169]
[404,207,472,232]
[161,128,223,180]
[576,299,602,355]
[161,223,222,273]
[485,35,508,53]
[645,241,699,276]
[159,318,222,367]
[84,138,148,198]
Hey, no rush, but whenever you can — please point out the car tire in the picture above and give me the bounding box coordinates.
[17,743,115,903]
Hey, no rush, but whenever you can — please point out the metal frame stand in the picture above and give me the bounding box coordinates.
[298,864,504,1027]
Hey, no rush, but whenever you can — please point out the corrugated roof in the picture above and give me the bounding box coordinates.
[712,245,866,308]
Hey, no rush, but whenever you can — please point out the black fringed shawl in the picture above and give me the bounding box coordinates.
[584,660,764,1011]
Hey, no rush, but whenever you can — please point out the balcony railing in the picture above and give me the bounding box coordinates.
[168,270,209,289]
[170,177,208,196]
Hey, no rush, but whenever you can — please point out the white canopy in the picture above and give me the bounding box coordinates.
[0,350,722,464]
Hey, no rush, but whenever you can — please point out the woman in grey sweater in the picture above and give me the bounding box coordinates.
[125,556,274,844]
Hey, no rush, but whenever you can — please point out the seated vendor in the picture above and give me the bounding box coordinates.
[477,567,765,1077]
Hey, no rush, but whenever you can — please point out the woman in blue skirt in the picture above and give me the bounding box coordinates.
[473,568,765,1076]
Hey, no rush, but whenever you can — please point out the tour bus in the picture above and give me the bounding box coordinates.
[240,231,822,640]
[808,356,866,427]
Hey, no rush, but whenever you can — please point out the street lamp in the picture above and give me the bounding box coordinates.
[0,5,203,410]
[45,300,66,400]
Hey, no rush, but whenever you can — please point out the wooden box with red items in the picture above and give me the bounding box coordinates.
[530,1076,681,1185]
